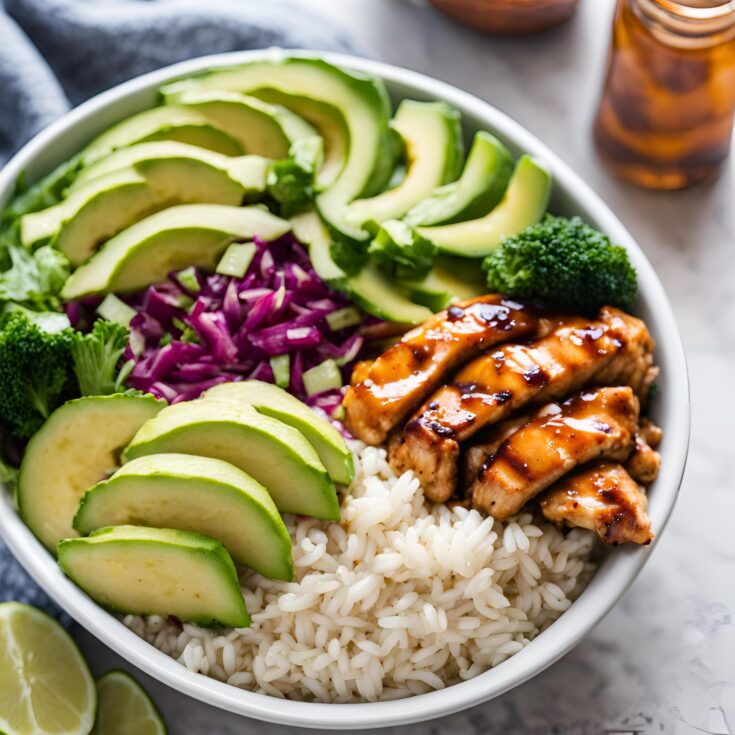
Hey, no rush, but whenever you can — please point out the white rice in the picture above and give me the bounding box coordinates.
[124,445,596,702]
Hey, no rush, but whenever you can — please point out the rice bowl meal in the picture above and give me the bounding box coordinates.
[0,51,674,713]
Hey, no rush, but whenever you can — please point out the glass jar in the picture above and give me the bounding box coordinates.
[593,0,735,189]
[428,0,580,34]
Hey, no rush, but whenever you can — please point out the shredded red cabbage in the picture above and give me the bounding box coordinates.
[90,234,374,409]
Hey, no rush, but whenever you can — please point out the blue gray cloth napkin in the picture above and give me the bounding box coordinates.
[0,0,360,165]
[0,0,359,616]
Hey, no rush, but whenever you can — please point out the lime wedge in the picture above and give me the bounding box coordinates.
[91,670,166,735]
[0,602,96,735]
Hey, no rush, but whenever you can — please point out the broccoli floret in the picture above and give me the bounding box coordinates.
[483,215,637,314]
[0,311,77,438]
[0,311,133,439]
[70,319,130,397]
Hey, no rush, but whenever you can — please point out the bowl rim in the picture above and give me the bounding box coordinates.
[0,48,690,730]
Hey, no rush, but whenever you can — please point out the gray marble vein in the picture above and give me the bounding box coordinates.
[66,0,735,732]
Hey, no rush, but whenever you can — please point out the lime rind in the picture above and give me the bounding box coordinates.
[92,670,166,735]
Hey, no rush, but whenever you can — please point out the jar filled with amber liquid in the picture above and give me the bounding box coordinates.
[594,0,735,189]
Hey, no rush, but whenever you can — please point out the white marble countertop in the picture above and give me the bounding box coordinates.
[78,1,735,732]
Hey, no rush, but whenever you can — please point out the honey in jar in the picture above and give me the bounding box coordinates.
[593,0,735,189]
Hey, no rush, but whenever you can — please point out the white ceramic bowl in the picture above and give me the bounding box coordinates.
[0,49,689,730]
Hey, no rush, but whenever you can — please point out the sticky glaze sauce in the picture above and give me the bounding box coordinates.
[343,295,541,444]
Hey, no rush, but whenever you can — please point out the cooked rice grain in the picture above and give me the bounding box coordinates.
[124,446,596,702]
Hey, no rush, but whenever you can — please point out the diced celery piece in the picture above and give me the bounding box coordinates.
[129,329,145,358]
[303,359,342,397]
[325,306,362,331]
[177,266,201,293]
[216,242,256,278]
[96,293,136,327]
[274,285,286,310]
[175,293,194,309]
[270,354,291,389]
[116,358,135,388]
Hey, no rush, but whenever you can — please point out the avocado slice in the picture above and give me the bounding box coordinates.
[82,105,244,161]
[70,141,268,193]
[22,145,269,267]
[291,210,344,282]
[403,131,513,227]
[58,526,250,628]
[20,169,152,265]
[203,380,354,485]
[164,84,345,192]
[346,100,464,228]
[123,398,340,520]
[415,155,552,257]
[399,258,486,312]
[252,89,346,190]
[73,453,293,580]
[347,264,435,323]
[174,90,319,160]
[61,204,290,299]
[17,394,165,553]
[291,211,432,325]
[160,56,395,243]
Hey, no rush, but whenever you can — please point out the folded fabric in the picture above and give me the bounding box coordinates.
[0,0,362,164]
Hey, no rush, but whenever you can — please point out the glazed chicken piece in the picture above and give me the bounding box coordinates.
[463,416,663,491]
[625,431,661,484]
[343,295,545,445]
[463,416,662,491]
[392,307,654,502]
[461,412,536,489]
[540,462,654,545]
[639,417,663,448]
[471,386,640,519]
[591,307,656,400]
[350,360,374,386]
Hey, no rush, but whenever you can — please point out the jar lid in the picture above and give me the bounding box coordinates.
[637,0,735,45]
[659,0,735,15]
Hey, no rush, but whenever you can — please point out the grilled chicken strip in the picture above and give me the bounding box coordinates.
[393,308,653,502]
[461,412,536,490]
[464,417,662,492]
[343,295,544,445]
[463,416,662,491]
[540,462,653,545]
[471,386,640,518]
